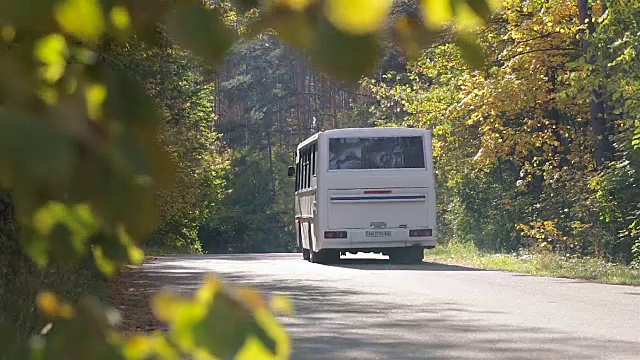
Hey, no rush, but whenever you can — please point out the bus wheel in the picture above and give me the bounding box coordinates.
[310,249,322,263]
[302,248,310,261]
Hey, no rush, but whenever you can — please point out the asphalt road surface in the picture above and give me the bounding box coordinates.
[139,253,640,359]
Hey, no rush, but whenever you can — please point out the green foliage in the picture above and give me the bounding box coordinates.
[200,148,295,254]
[17,275,292,360]
[364,0,640,267]
[0,192,109,344]
[246,0,494,77]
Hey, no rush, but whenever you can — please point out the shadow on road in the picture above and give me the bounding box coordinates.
[128,255,640,360]
[328,258,486,272]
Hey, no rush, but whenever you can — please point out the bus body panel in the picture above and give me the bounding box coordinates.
[294,127,436,256]
[326,187,431,229]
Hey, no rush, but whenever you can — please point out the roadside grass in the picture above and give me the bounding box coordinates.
[142,244,203,257]
[425,241,640,286]
[143,246,180,257]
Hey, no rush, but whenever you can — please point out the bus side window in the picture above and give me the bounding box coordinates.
[296,153,302,191]
[301,147,308,191]
[305,147,310,189]
[311,143,316,187]
[306,145,312,188]
[311,144,316,175]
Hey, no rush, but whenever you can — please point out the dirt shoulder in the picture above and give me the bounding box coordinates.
[109,259,166,334]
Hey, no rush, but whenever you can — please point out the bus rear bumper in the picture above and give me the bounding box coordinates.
[319,237,435,251]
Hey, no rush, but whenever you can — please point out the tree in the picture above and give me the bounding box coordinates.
[363,0,640,263]
[576,0,613,167]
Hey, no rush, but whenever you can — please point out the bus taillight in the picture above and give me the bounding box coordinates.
[410,229,432,237]
[324,231,347,239]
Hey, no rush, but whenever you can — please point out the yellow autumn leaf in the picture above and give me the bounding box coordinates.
[270,295,295,316]
[36,291,75,319]
[85,82,107,120]
[454,3,485,30]
[195,274,223,304]
[252,308,291,359]
[420,0,454,29]
[123,334,152,357]
[235,336,283,360]
[235,287,268,310]
[110,5,132,31]
[324,0,393,35]
[37,86,59,105]
[124,332,180,360]
[1,25,16,42]
[34,33,68,83]
[151,291,187,323]
[54,0,105,43]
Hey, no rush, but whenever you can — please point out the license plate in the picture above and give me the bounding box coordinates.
[366,230,391,237]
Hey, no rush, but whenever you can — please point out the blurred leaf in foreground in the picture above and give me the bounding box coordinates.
[152,274,291,359]
[324,0,392,35]
[164,1,236,67]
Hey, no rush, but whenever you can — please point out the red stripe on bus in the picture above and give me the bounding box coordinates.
[363,190,392,194]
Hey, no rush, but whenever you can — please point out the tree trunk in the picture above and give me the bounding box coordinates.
[267,130,276,199]
[577,0,613,168]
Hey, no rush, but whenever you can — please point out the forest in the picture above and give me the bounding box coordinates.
[1,0,639,359]
[208,0,640,266]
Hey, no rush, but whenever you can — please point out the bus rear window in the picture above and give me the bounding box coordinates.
[329,136,425,170]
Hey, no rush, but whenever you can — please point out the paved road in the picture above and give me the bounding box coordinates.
[139,253,640,359]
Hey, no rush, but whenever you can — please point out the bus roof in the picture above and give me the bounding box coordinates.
[296,127,431,151]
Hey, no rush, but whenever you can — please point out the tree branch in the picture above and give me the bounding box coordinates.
[500,47,580,63]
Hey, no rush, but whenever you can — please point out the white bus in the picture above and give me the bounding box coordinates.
[287,127,436,264]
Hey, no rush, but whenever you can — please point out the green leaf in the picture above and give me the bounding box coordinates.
[192,294,257,358]
[33,296,126,359]
[392,14,438,60]
[466,0,493,20]
[164,1,236,67]
[124,0,170,45]
[92,238,129,277]
[454,32,485,70]
[250,6,320,50]
[117,226,144,265]
[103,68,160,127]
[154,276,289,359]
[92,245,118,277]
[0,107,76,202]
[0,0,56,32]
[25,201,99,265]
[91,225,145,277]
[309,19,381,81]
